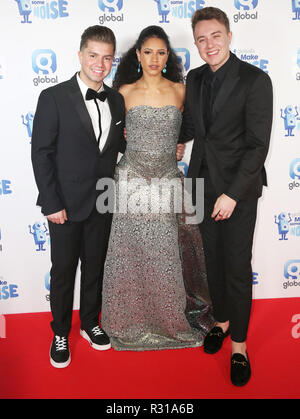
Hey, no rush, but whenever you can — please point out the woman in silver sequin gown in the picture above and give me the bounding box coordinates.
[101,26,214,351]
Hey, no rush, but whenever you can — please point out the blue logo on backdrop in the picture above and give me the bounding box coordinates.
[280,106,300,137]
[234,0,258,10]
[283,260,300,290]
[0,278,19,300]
[98,0,124,24]
[233,0,258,23]
[233,49,268,73]
[29,222,50,251]
[32,49,56,74]
[284,260,300,280]
[0,228,2,252]
[32,49,58,86]
[289,158,300,190]
[274,212,300,240]
[292,0,300,20]
[0,180,12,196]
[174,48,190,72]
[154,0,205,23]
[290,159,300,179]
[14,0,69,23]
[44,272,51,301]
[105,55,122,83]
[98,0,123,12]
[252,272,259,285]
[22,111,34,142]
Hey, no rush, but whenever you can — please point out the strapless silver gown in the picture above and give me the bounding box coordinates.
[101,106,214,351]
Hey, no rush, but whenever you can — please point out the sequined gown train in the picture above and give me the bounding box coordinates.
[101,105,214,351]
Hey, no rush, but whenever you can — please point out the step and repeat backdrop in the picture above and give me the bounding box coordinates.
[0,0,299,314]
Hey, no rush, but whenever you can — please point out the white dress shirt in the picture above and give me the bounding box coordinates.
[77,73,111,152]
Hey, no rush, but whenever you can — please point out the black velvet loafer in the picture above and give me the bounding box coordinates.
[231,352,251,386]
[204,326,230,354]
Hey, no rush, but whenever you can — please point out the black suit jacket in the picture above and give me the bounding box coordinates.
[31,74,126,221]
[180,53,273,202]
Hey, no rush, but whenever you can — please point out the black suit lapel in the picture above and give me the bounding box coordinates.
[67,74,98,148]
[211,56,240,123]
[193,67,206,136]
[100,83,119,155]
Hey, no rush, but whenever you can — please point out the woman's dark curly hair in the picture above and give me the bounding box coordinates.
[112,25,183,91]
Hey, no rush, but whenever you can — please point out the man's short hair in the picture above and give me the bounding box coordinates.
[192,7,230,33]
[80,25,116,52]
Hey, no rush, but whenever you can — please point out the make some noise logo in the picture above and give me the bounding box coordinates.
[233,48,269,73]
[32,49,58,87]
[289,158,300,190]
[233,0,258,23]
[153,0,205,23]
[98,0,124,24]
[14,0,69,23]
[0,277,19,301]
[274,212,300,240]
[283,260,300,290]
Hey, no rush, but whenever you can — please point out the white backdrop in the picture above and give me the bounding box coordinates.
[0,0,299,315]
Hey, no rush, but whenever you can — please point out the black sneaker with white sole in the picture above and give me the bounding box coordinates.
[50,335,71,368]
[80,325,111,350]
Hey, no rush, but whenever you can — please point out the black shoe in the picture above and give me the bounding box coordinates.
[50,335,71,368]
[231,352,251,386]
[204,326,230,354]
[80,325,111,351]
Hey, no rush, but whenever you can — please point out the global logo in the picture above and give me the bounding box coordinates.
[14,0,69,23]
[283,260,300,290]
[98,0,123,12]
[154,0,205,23]
[32,49,58,86]
[98,0,124,24]
[280,106,300,137]
[290,159,300,179]
[292,0,300,20]
[233,0,258,23]
[234,0,258,10]
[45,272,50,301]
[174,48,190,73]
[289,158,300,191]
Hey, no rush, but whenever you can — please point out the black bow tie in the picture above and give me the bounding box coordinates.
[85,88,108,102]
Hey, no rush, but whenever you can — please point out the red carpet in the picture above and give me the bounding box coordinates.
[0,298,299,399]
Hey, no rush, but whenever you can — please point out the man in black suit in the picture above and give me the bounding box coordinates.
[31,26,126,368]
[181,7,273,385]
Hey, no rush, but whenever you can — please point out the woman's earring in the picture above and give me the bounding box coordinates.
[162,64,167,74]
[137,63,141,73]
